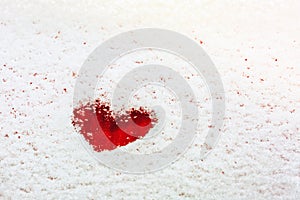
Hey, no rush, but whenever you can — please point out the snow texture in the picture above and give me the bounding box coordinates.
[0,0,299,199]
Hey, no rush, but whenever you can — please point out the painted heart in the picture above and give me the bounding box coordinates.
[72,99,157,152]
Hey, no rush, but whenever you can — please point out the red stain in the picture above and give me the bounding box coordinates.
[72,100,157,152]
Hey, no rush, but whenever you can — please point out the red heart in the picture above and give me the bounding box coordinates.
[72,99,157,152]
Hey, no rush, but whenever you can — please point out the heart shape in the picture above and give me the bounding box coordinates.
[72,99,157,152]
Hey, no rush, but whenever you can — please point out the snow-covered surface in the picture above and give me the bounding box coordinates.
[0,0,299,199]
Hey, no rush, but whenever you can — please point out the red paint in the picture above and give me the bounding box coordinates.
[72,99,157,152]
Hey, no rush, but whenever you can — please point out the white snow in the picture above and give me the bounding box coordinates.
[0,0,299,199]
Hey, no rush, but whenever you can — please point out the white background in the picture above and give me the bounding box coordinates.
[0,0,299,199]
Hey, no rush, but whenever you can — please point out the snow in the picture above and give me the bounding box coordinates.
[0,0,299,199]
